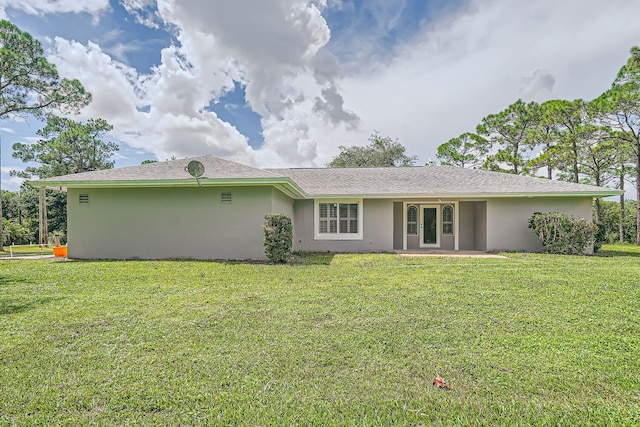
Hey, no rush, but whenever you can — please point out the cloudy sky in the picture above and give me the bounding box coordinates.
[1,0,640,191]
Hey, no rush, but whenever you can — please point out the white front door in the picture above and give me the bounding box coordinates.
[420,205,440,248]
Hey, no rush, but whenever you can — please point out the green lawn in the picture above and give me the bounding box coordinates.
[0,244,53,257]
[1,245,639,425]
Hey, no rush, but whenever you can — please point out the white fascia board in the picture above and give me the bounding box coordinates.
[28,177,308,197]
[305,190,623,199]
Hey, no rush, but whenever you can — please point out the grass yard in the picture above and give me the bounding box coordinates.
[0,245,53,257]
[1,245,639,425]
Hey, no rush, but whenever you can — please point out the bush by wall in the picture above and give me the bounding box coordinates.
[263,214,293,263]
[528,212,598,255]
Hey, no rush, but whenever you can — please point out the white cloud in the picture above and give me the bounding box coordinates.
[307,0,640,164]
[48,38,255,164]
[50,38,142,126]
[16,0,640,172]
[153,0,359,163]
[120,0,161,28]
[0,0,109,20]
[36,0,360,166]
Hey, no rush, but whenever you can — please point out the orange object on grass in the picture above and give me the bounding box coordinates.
[53,246,68,257]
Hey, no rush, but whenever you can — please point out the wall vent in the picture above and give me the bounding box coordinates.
[79,193,90,204]
[220,192,232,204]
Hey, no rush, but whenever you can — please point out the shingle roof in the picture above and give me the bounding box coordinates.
[36,155,281,182]
[268,165,618,197]
[31,155,621,198]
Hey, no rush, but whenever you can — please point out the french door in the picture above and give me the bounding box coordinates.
[420,205,440,248]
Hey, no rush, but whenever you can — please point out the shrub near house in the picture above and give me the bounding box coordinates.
[528,212,598,254]
[263,214,293,263]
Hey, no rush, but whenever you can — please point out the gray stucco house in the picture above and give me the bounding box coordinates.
[30,155,621,260]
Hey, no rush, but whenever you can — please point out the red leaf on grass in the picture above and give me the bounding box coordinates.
[433,375,453,389]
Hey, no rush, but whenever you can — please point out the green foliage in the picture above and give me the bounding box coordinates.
[263,213,293,263]
[328,131,417,167]
[1,190,20,221]
[0,19,92,249]
[9,115,116,245]
[48,229,66,246]
[1,186,41,245]
[598,200,638,244]
[0,20,91,119]
[436,132,489,168]
[1,251,639,424]
[476,99,540,174]
[596,46,640,245]
[528,212,598,254]
[1,217,33,245]
[12,116,117,179]
[594,222,606,253]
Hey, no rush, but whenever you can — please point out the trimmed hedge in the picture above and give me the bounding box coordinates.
[263,214,293,263]
[528,212,598,255]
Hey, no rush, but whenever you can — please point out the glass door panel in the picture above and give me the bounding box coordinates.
[423,207,437,245]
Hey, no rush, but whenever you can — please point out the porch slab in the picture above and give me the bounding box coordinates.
[393,250,507,259]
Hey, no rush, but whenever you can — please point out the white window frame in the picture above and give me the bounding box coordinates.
[442,204,454,236]
[314,199,363,240]
[407,205,418,236]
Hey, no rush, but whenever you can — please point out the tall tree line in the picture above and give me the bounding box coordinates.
[1,20,117,249]
[437,47,640,245]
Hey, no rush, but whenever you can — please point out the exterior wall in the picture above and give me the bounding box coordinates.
[293,199,394,252]
[393,202,403,249]
[67,186,293,260]
[407,234,420,250]
[270,188,294,219]
[458,201,487,251]
[458,201,474,250]
[474,202,487,251]
[440,234,454,250]
[486,197,592,252]
[65,187,594,258]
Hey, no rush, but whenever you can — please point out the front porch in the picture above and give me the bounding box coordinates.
[393,200,487,251]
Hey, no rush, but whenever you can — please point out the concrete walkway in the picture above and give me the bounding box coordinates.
[393,250,507,258]
[0,254,57,261]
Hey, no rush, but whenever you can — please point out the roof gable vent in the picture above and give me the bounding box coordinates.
[79,193,90,204]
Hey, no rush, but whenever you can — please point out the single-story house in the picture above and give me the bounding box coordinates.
[30,155,622,260]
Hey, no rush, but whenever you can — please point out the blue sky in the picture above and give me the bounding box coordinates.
[1,0,640,193]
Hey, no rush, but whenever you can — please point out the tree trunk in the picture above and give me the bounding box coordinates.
[0,198,4,251]
[547,141,553,179]
[594,176,602,224]
[619,174,625,243]
[572,139,579,183]
[0,144,3,251]
[636,157,640,246]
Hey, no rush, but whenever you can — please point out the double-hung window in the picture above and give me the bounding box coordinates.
[407,205,418,235]
[315,199,363,240]
[442,204,454,235]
